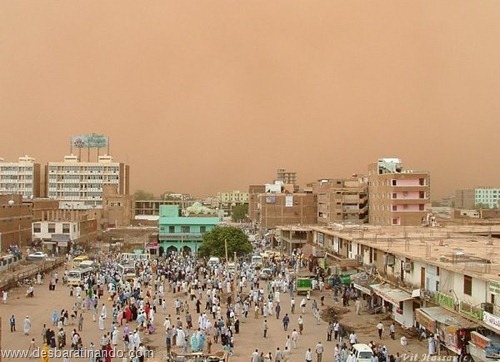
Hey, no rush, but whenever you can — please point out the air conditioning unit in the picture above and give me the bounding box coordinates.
[403,262,413,272]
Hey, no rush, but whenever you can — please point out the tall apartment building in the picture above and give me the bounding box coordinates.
[368,158,430,226]
[0,156,41,198]
[311,176,368,225]
[46,154,130,210]
[276,168,299,192]
[455,187,500,209]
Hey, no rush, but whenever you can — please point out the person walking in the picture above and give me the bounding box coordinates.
[355,298,361,315]
[390,322,396,340]
[282,314,290,331]
[263,319,268,338]
[377,321,384,339]
[275,303,281,319]
[315,341,324,362]
[297,315,304,335]
[285,335,291,352]
[326,322,333,341]
[10,315,16,332]
[290,297,295,314]
[300,298,306,314]
[23,315,31,335]
[291,329,299,349]
[274,347,283,362]
[305,348,313,362]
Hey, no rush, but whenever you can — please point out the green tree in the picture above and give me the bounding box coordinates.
[198,226,252,259]
[134,190,156,200]
[231,204,248,222]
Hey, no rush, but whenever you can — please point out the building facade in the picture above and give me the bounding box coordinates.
[368,158,430,226]
[0,156,41,198]
[311,177,368,225]
[276,168,298,192]
[254,193,317,229]
[0,194,33,252]
[46,154,130,210]
[158,205,219,255]
[309,224,500,344]
[455,187,500,209]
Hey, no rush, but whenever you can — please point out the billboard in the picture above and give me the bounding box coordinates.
[71,134,109,148]
[285,195,293,207]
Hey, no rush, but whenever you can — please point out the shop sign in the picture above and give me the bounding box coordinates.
[470,331,489,349]
[434,291,454,309]
[483,311,500,333]
[416,309,436,333]
[317,233,324,246]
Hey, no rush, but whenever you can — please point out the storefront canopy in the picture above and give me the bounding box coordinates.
[371,283,414,305]
[417,307,479,330]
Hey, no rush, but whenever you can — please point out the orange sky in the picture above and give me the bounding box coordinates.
[1,1,499,198]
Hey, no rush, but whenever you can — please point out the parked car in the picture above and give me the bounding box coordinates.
[27,251,48,261]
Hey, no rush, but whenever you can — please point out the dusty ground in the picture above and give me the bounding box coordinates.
[0,262,431,361]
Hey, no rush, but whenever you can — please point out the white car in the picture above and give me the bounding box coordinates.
[27,251,48,261]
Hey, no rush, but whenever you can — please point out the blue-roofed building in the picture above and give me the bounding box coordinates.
[158,204,219,255]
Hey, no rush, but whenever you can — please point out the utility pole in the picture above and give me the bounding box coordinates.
[233,251,237,303]
[224,239,228,263]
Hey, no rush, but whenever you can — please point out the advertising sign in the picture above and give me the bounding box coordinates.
[72,134,109,148]
[285,195,293,207]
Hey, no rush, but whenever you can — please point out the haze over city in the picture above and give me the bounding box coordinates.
[1,1,499,198]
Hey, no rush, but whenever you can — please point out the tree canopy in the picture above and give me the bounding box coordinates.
[198,226,252,259]
[231,204,248,222]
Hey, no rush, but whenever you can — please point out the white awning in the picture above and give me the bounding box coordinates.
[371,283,413,305]
[353,283,372,295]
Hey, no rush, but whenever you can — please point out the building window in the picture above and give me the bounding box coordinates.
[62,223,70,233]
[392,193,397,199]
[419,204,425,211]
[200,226,206,233]
[419,178,425,186]
[181,226,190,233]
[169,226,175,233]
[392,179,397,186]
[464,275,472,296]
[33,223,41,233]
[48,223,56,233]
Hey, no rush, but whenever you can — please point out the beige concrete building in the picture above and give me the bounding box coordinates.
[276,168,298,192]
[0,194,33,252]
[0,155,41,198]
[102,185,134,228]
[46,154,130,210]
[310,176,368,225]
[368,158,430,226]
[248,184,266,223]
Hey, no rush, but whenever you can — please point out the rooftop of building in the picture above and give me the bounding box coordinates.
[310,224,500,282]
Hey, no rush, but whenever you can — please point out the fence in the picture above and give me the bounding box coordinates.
[0,256,66,291]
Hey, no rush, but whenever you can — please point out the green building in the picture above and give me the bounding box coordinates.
[158,204,219,254]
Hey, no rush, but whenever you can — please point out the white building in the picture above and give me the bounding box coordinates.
[0,155,41,198]
[475,187,500,209]
[47,154,130,210]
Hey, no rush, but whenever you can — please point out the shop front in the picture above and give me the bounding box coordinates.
[371,283,415,327]
[416,306,478,356]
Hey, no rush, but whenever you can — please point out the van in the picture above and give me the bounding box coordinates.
[67,267,93,286]
[351,343,374,362]
[227,262,236,273]
[207,257,220,268]
[78,260,97,270]
[72,255,89,267]
[251,255,263,269]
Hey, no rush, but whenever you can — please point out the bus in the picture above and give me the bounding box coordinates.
[67,267,93,286]
[117,264,136,281]
[119,253,150,263]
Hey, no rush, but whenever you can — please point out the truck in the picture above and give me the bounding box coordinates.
[296,276,314,295]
